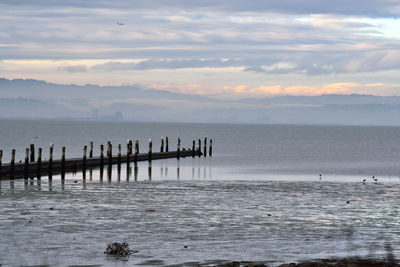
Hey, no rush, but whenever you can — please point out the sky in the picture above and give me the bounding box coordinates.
[1,0,400,98]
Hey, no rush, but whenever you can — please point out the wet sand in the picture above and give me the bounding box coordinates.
[215,258,399,266]
[1,173,399,266]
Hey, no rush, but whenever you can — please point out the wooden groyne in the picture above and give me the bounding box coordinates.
[0,137,212,180]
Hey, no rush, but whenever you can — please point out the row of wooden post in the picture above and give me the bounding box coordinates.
[0,137,212,179]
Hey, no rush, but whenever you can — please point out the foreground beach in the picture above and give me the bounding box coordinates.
[1,176,399,266]
[216,258,399,267]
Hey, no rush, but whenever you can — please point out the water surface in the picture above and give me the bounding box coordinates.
[0,120,399,266]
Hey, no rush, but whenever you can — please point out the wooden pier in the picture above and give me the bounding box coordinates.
[0,137,212,180]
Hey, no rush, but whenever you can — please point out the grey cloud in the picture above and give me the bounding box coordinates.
[91,59,243,72]
[244,50,400,75]
[1,0,399,77]
[243,66,267,73]
[58,65,87,73]
[90,50,400,75]
[1,0,399,17]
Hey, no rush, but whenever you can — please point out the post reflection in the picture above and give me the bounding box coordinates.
[126,165,131,181]
[148,162,152,181]
[107,166,112,182]
[0,160,214,193]
[48,177,53,192]
[134,163,138,181]
[117,165,121,182]
[100,166,104,183]
[24,178,29,190]
[10,180,14,193]
[37,179,41,191]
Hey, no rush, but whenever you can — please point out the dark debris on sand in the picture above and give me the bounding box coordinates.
[216,258,399,267]
[104,242,134,257]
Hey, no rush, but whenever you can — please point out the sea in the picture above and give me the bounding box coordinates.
[0,120,399,266]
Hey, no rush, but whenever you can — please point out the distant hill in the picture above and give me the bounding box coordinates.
[0,78,210,101]
[1,78,400,126]
[0,98,81,119]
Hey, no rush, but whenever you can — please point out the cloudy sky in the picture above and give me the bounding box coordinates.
[1,0,400,98]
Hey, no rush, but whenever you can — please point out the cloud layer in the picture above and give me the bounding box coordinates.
[0,1,399,97]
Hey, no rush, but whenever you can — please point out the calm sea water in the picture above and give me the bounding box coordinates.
[0,120,399,266]
[1,120,400,180]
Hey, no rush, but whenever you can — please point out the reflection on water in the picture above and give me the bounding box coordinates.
[134,163,138,181]
[48,178,52,191]
[177,160,180,180]
[0,158,213,193]
[107,166,112,182]
[1,157,399,194]
[148,162,152,180]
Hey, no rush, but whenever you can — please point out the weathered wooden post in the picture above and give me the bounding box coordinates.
[160,137,164,152]
[209,139,213,156]
[30,144,35,162]
[192,140,195,157]
[99,161,104,182]
[126,143,130,166]
[49,146,53,179]
[117,144,122,169]
[148,139,152,161]
[10,149,15,179]
[37,148,42,179]
[165,136,169,152]
[89,142,93,158]
[128,140,133,155]
[83,145,87,173]
[107,141,112,167]
[100,144,104,169]
[134,140,139,162]
[177,137,181,159]
[61,147,66,179]
[204,137,207,157]
[198,139,201,157]
[24,148,29,179]
[0,150,2,179]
